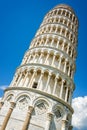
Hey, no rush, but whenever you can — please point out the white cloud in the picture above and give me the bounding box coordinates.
[0,85,8,90]
[72,96,87,130]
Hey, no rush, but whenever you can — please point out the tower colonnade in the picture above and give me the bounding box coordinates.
[10,67,73,104]
[21,48,75,78]
[30,35,76,59]
[0,4,78,130]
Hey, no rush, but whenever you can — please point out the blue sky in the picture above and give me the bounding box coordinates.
[0,0,87,98]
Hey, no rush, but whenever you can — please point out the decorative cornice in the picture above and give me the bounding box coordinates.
[4,87,74,113]
[44,14,77,28]
[39,23,77,37]
[25,46,75,64]
[54,4,75,13]
[33,33,77,46]
[35,32,76,44]
[17,63,74,85]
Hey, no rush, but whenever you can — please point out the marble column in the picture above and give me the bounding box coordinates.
[29,71,37,88]
[69,90,72,104]
[22,72,29,86]
[67,45,69,54]
[51,39,54,46]
[26,72,31,87]
[67,21,70,27]
[27,54,31,63]
[69,33,72,41]
[71,70,74,79]
[60,79,65,98]
[45,38,49,45]
[0,102,16,130]
[51,54,56,66]
[70,49,73,57]
[33,53,37,63]
[62,41,65,51]
[22,106,34,130]
[64,59,67,73]
[45,73,51,91]
[52,76,58,95]
[16,73,22,86]
[65,30,67,37]
[45,53,49,64]
[65,87,69,102]
[39,52,44,63]
[22,56,27,64]
[60,28,63,35]
[58,55,62,69]
[63,19,65,24]
[45,112,53,130]
[34,53,39,63]
[65,11,67,17]
[57,40,60,48]
[68,65,71,76]
[38,71,44,90]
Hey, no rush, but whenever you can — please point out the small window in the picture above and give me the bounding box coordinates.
[32,82,38,88]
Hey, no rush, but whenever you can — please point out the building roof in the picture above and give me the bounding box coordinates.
[54,4,75,13]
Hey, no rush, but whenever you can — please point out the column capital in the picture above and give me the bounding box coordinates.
[56,74,60,79]
[65,58,68,62]
[28,106,34,114]
[60,54,63,58]
[62,119,68,123]
[41,50,44,54]
[47,52,50,55]
[54,76,58,81]
[48,72,52,76]
[33,70,37,75]
[62,79,66,84]
[47,112,54,121]
[0,101,4,106]
[62,119,68,127]
[54,53,56,56]
[41,70,44,74]
[10,102,16,109]
[0,101,4,109]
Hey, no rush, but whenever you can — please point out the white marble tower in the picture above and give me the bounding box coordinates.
[0,4,78,130]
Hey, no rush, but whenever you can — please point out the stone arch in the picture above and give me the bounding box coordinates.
[15,92,31,103]
[4,92,14,102]
[2,92,14,110]
[44,69,51,75]
[28,67,35,72]
[33,97,51,109]
[52,104,65,119]
[32,97,51,119]
[35,67,42,73]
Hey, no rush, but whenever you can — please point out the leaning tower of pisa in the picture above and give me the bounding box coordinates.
[0,4,78,130]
